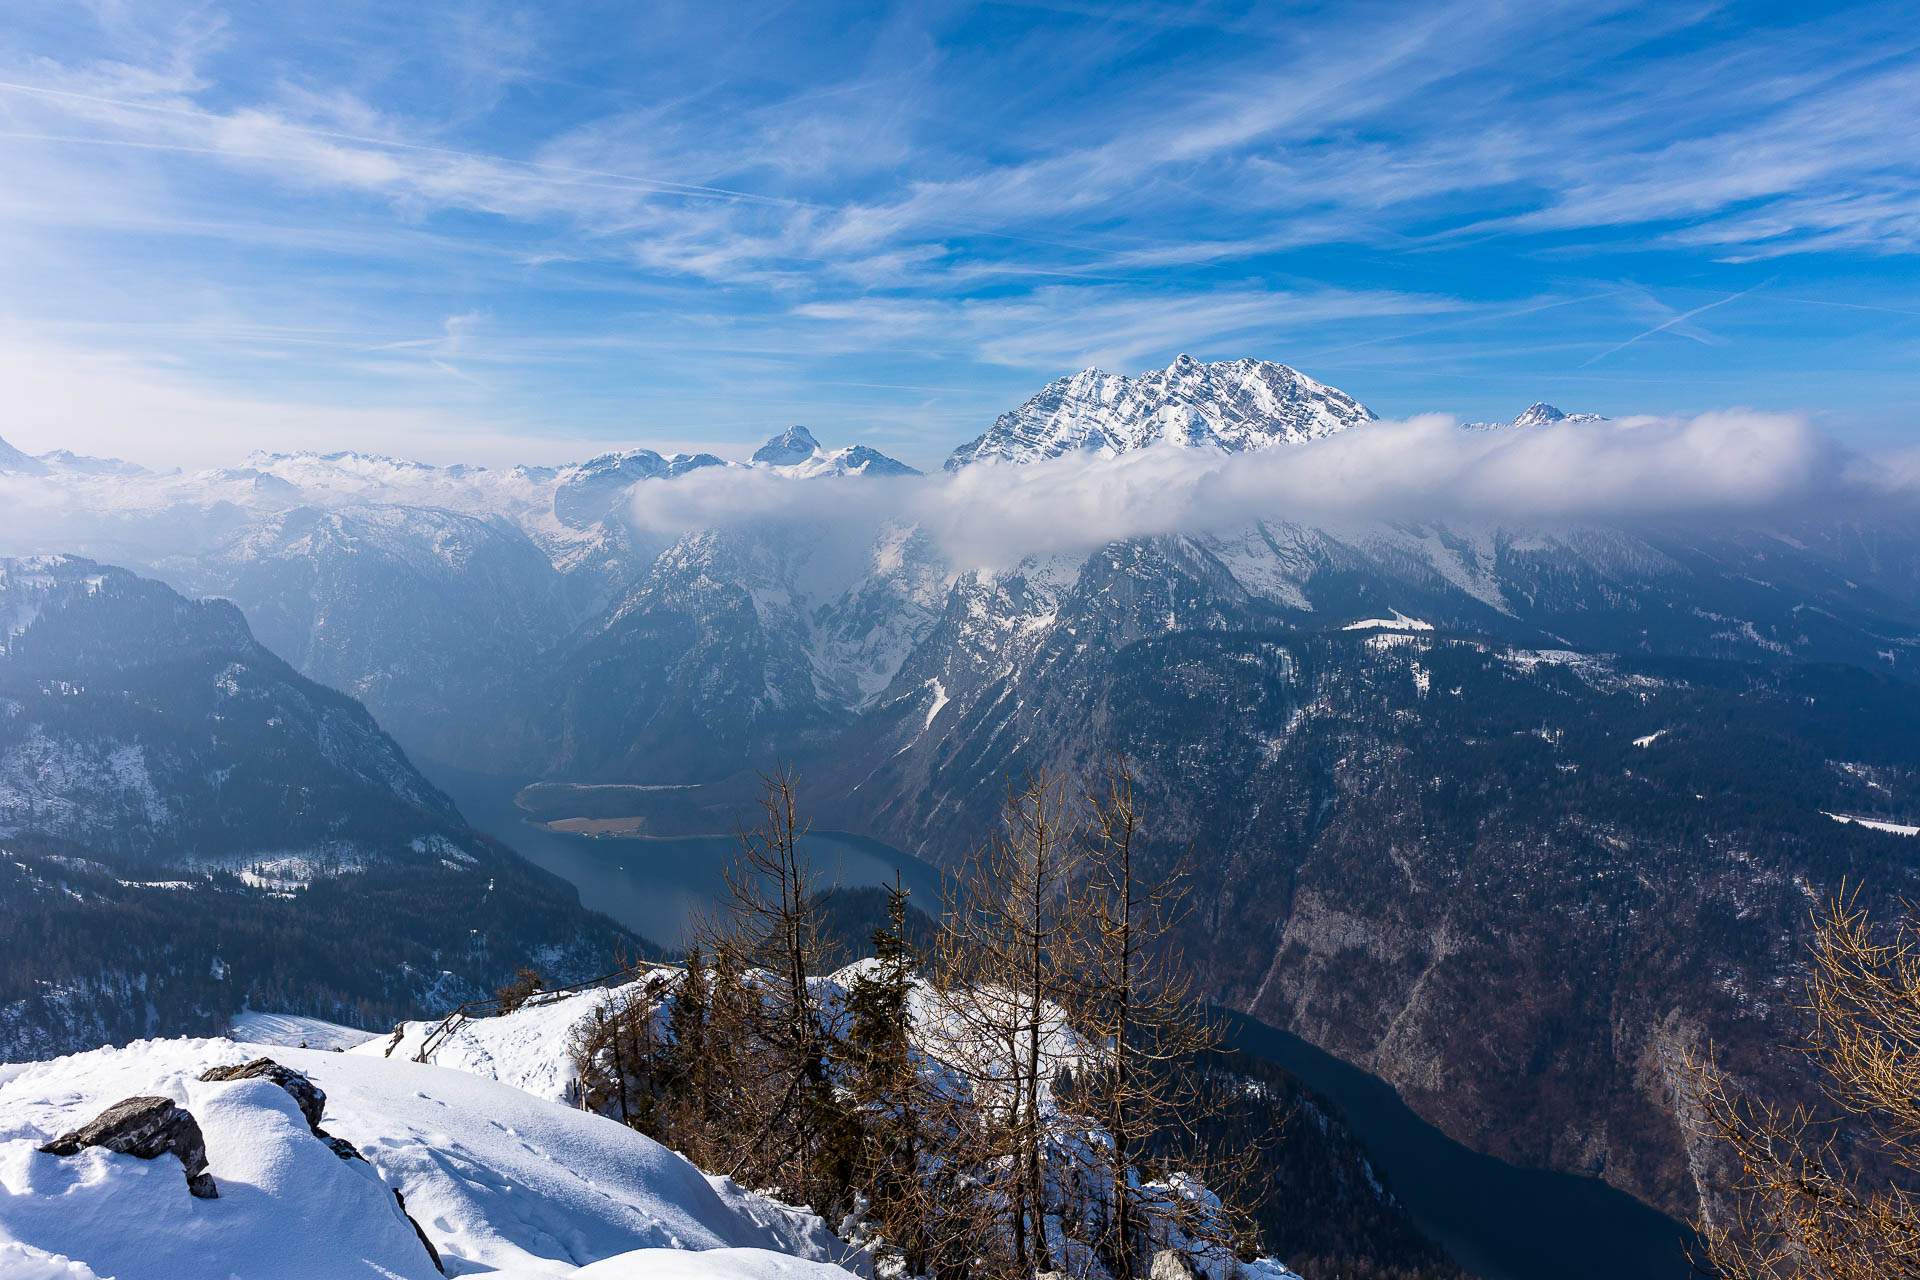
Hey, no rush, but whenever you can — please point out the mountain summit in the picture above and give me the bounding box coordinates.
[945,354,1376,470]
[0,434,48,475]
[1513,402,1574,428]
[1465,403,1607,431]
[749,426,918,477]
[751,425,823,466]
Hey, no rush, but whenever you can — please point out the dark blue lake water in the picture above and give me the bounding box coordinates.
[434,769,942,951]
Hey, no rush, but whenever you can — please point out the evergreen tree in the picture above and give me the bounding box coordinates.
[843,879,929,1272]
[662,944,715,1153]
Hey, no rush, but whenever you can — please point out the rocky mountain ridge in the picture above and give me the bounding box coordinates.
[945,354,1377,469]
[0,433,145,477]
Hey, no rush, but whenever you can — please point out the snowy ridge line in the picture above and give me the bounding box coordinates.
[397,958,681,1064]
[0,1035,864,1280]
[364,964,1304,1280]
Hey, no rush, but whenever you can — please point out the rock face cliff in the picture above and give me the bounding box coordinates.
[815,542,1920,1218]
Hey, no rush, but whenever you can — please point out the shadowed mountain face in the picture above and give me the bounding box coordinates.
[0,556,637,1060]
[0,555,468,863]
[4,360,1919,1221]
[817,579,1920,1215]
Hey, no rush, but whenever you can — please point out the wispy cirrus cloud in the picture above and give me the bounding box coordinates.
[0,0,1916,463]
[794,286,1467,372]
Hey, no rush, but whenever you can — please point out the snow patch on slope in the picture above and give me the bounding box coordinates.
[1342,612,1433,633]
[1824,812,1920,837]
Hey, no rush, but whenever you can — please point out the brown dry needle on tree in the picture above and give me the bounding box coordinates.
[841,876,999,1280]
[567,972,669,1130]
[1686,890,1920,1279]
[494,966,544,1014]
[546,766,1261,1278]
[1073,762,1264,1276]
[699,768,849,1210]
[933,771,1083,1278]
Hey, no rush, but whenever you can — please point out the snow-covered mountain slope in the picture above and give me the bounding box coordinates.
[0,1035,859,1280]
[32,449,148,477]
[0,556,639,1061]
[0,441,142,477]
[228,1012,378,1051]
[552,449,727,530]
[179,504,582,769]
[231,429,913,547]
[533,527,852,782]
[0,435,48,476]
[945,355,1375,469]
[752,428,920,479]
[804,539,1920,1222]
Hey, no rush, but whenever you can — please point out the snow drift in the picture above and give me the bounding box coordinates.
[0,1034,860,1279]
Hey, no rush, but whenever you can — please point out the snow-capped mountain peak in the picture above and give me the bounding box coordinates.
[1464,403,1608,431]
[34,448,149,476]
[752,426,823,466]
[945,354,1376,469]
[749,427,918,478]
[1513,402,1571,428]
[0,433,49,475]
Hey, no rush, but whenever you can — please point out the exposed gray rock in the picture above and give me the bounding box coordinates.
[200,1058,326,1129]
[192,1058,437,1270]
[1150,1250,1200,1280]
[38,1095,217,1198]
[321,1132,366,1162]
[751,425,821,466]
[395,1188,446,1275]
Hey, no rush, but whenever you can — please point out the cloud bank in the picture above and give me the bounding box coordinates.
[629,412,1875,568]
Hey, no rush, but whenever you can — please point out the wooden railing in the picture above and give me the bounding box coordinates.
[387,960,680,1063]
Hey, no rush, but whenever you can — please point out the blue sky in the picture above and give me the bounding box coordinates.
[1,0,1916,469]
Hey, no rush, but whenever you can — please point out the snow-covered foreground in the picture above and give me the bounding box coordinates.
[0,964,1305,1279]
[0,1034,861,1279]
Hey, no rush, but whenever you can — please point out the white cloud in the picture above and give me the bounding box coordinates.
[630,411,1864,570]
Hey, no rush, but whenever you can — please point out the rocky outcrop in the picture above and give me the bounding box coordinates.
[201,1058,326,1128]
[38,1096,217,1198]
[1150,1249,1201,1279]
[199,1057,364,1160]
[195,1058,443,1272]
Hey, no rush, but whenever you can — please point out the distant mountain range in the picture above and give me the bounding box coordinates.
[0,437,147,477]
[3,356,1917,1223]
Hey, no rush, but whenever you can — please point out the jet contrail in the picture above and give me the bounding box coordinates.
[1579,279,1772,367]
